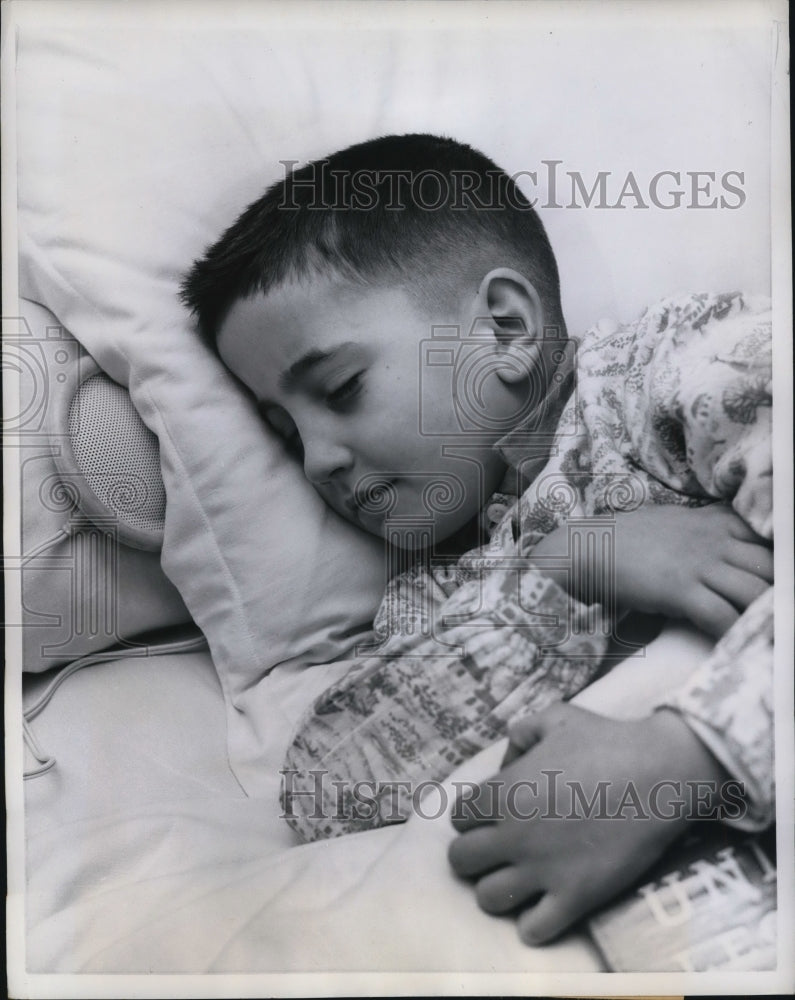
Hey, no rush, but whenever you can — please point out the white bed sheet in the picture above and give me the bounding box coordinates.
[23,623,712,973]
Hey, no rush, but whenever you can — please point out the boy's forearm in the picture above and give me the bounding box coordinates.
[526,522,592,599]
[527,519,629,615]
[644,708,731,818]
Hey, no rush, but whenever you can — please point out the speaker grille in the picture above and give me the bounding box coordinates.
[67,373,166,537]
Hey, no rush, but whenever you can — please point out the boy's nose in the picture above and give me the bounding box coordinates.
[302,436,354,486]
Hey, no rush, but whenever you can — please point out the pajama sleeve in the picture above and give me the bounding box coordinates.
[655,587,775,831]
[618,291,773,537]
[282,557,609,841]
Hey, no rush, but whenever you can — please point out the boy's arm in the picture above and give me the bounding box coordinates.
[515,292,773,637]
[529,504,774,824]
[447,587,775,945]
[447,592,774,944]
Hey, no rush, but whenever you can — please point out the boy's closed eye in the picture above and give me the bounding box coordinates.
[260,403,304,459]
[325,371,365,409]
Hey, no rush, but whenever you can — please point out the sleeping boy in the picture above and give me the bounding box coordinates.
[181,133,774,945]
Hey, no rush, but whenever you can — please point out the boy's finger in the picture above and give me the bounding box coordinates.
[725,511,771,544]
[726,540,774,583]
[448,825,510,877]
[501,740,524,767]
[475,865,544,915]
[450,779,505,832]
[516,891,579,946]
[506,700,568,752]
[690,587,739,638]
[709,567,772,613]
[505,713,546,752]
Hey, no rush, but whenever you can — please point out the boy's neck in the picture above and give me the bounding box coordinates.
[495,361,577,489]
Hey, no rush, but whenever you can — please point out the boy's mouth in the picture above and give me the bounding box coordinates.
[344,477,400,523]
[342,494,360,518]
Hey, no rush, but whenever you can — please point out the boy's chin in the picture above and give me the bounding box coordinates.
[382,514,482,556]
[330,496,481,555]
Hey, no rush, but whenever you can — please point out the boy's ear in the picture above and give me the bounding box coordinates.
[475,268,545,384]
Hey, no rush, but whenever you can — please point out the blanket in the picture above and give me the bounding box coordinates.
[23,625,713,972]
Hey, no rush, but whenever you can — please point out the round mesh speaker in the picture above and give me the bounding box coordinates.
[50,356,166,550]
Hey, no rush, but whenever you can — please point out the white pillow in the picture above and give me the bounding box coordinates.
[16,28,388,789]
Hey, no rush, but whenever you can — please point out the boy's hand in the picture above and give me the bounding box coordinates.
[448,702,731,946]
[531,502,773,637]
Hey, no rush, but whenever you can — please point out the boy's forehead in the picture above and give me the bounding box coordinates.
[267,274,430,321]
[220,278,456,359]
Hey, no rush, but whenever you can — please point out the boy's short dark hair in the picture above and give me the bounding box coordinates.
[181,133,564,345]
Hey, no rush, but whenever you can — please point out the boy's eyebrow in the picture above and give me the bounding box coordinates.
[278,342,358,391]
